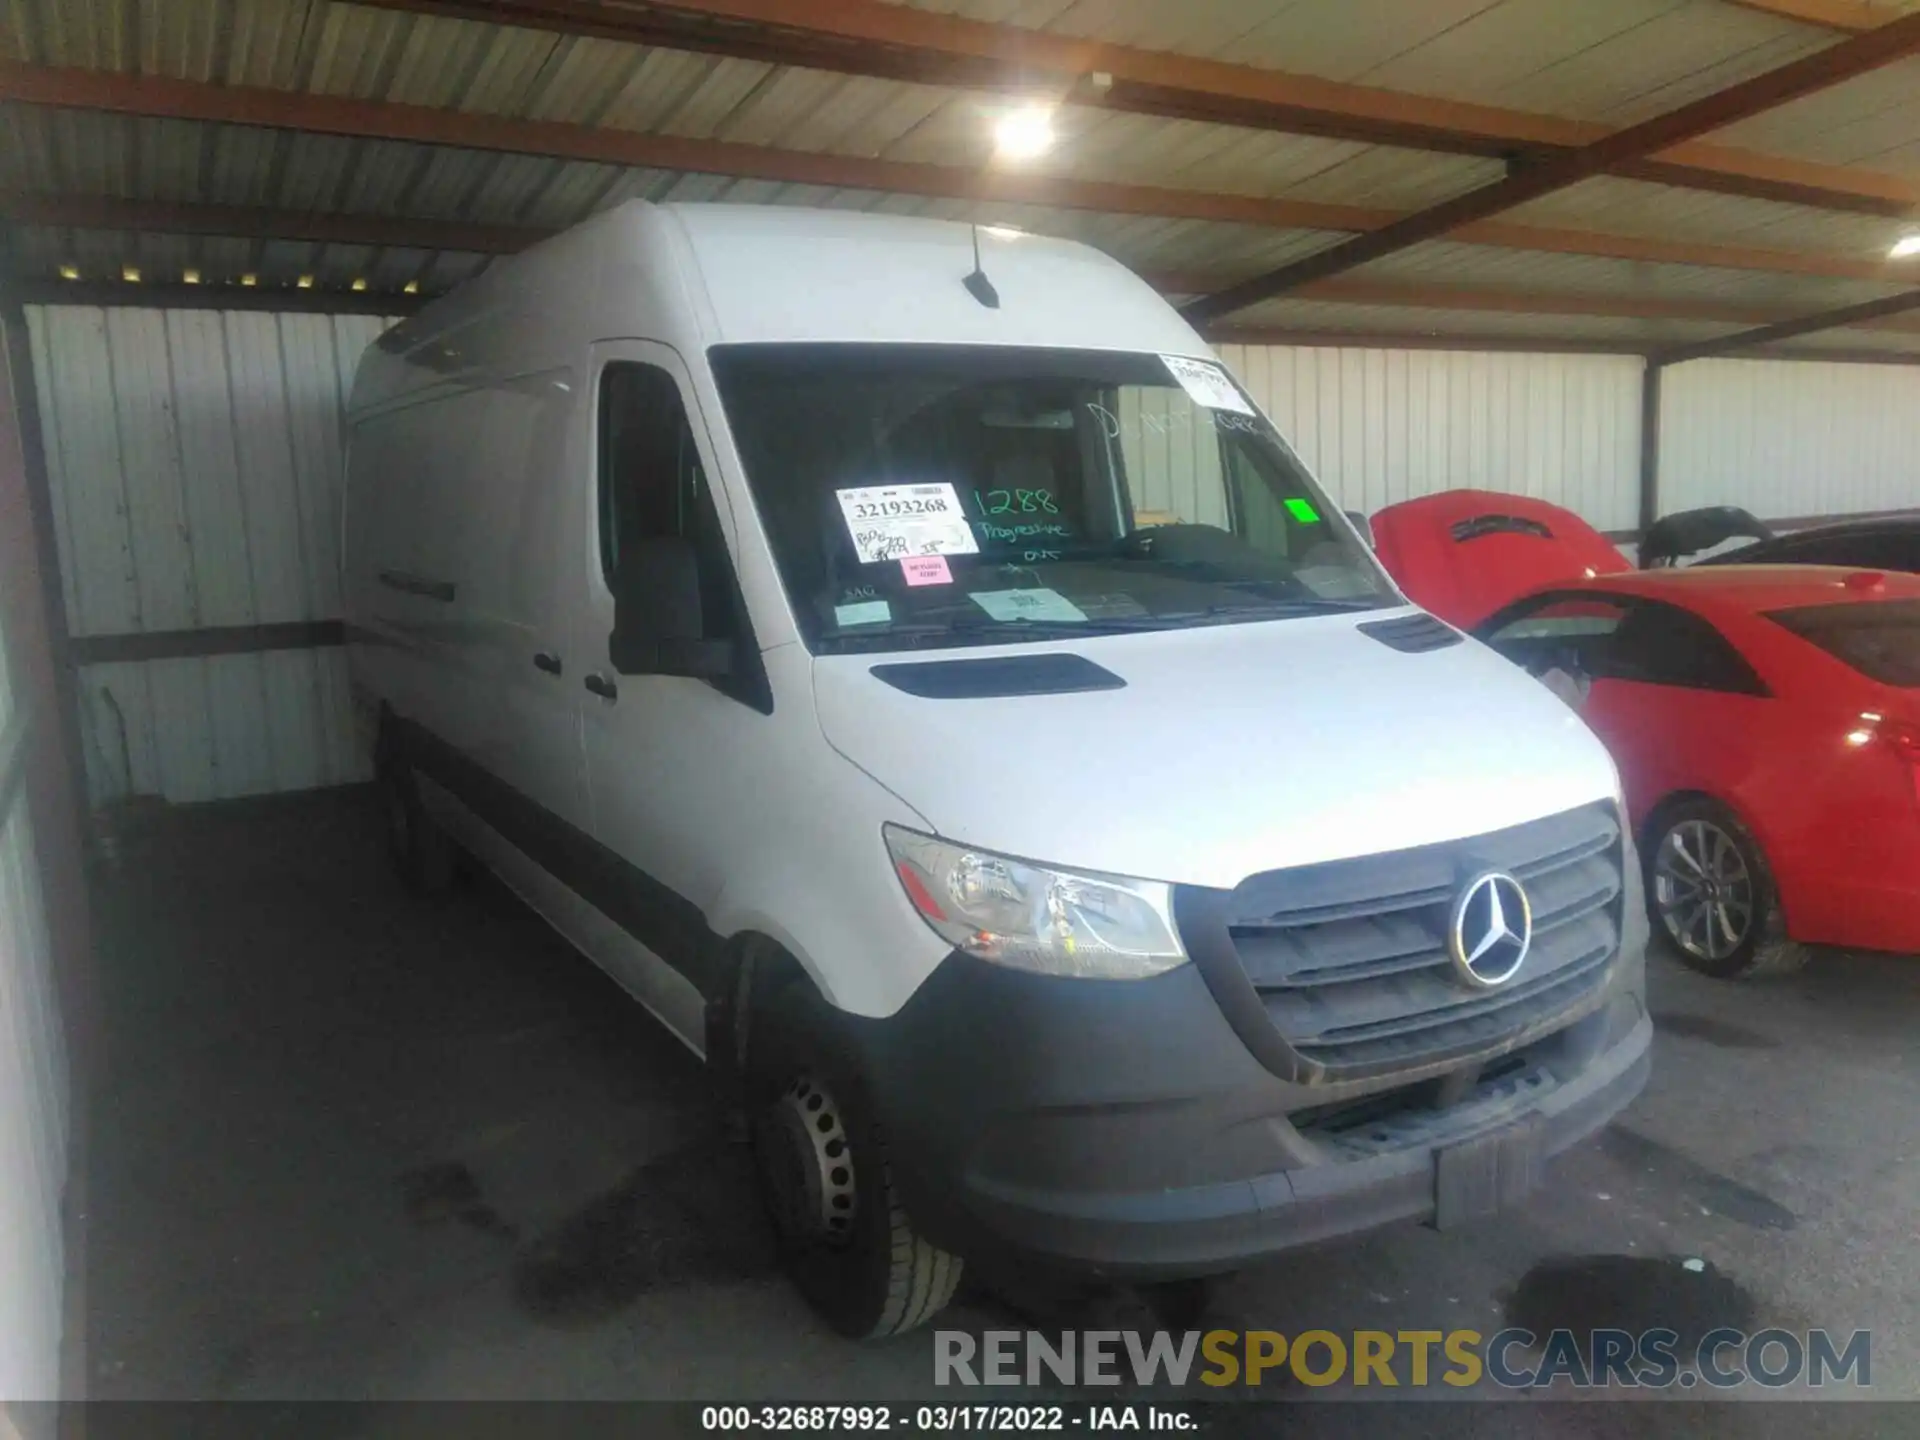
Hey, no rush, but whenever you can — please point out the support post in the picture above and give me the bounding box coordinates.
[1638,359,1665,537]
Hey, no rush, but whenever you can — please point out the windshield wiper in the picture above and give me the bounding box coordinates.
[1138,598,1386,627]
[817,597,1389,650]
[820,615,1166,648]
[1208,597,1386,615]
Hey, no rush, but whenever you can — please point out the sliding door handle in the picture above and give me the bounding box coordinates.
[584,673,618,701]
[533,651,563,676]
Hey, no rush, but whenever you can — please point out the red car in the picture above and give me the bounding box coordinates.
[1372,491,1920,979]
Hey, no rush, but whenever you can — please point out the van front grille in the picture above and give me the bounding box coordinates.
[1178,804,1624,1084]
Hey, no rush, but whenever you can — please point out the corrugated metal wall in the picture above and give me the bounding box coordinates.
[0,567,69,1406]
[1219,345,1647,532]
[26,306,392,806]
[1658,358,1920,520]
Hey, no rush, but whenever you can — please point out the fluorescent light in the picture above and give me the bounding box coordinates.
[1892,235,1920,259]
[402,280,420,295]
[182,268,200,285]
[296,274,315,289]
[58,264,79,281]
[240,273,258,287]
[350,277,368,292]
[121,265,141,283]
[993,104,1056,161]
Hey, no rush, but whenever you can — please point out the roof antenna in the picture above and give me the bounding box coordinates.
[963,224,1000,309]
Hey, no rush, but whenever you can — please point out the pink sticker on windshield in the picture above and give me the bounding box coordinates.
[901,555,953,586]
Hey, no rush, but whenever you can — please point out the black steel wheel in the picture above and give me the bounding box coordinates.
[748,979,961,1337]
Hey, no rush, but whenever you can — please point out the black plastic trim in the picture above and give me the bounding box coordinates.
[1356,613,1463,654]
[869,652,1126,698]
[1174,883,1318,1083]
[391,716,725,999]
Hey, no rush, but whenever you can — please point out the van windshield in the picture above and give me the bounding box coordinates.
[708,344,1397,654]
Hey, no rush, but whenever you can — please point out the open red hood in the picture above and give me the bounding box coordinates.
[1371,490,1632,628]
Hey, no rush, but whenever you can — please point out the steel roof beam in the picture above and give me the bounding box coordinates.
[15,192,1920,340]
[1183,11,1920,323]
[0,194,546,255]
[6,69,1919,291]
[347,0,1920,218]
[1721,0,1883,32]
[1657,286,1920,362]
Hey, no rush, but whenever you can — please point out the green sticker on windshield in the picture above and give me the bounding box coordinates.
[1284,498,1322,524]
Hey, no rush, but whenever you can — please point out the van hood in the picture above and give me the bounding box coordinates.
[810,611,1621,890]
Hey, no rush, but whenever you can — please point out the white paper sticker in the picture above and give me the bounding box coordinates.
[832,599,892,628]
[836,482,980,565]
[1160,354,1253,415]
[969,588,1087,623]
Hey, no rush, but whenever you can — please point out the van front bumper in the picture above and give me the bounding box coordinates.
[847,950,1650,1278]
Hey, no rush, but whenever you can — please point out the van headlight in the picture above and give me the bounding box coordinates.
[884,825,1188,980]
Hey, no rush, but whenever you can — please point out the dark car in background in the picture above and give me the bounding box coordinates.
[1641,508,1920,573]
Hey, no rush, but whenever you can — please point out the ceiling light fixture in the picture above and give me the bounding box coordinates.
[58,264,79,281]
[1891,235,1920,259]
[296,274,315,289]
[121,265,141,283]
[993,104,1056,162]
[182,268,201,284]
[403,280,420,295]
[240,273,258,287]
[351,278,368,292]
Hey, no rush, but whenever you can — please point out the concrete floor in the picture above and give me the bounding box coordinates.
[71,788,1920,1424]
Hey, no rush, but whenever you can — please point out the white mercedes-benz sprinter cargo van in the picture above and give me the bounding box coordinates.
[343,201,1650,1338]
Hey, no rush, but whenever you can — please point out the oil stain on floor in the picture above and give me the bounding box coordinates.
[512,1138,779,1326]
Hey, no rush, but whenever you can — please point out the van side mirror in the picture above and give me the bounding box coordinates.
[1345,510,1375,549]
[609,536,735,679]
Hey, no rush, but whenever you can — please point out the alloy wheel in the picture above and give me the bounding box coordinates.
[1653,818,1755,962]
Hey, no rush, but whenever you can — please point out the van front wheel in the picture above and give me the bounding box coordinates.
[749,982,962,1338]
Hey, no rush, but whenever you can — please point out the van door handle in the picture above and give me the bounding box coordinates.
[584,673,618,701]
[533,651,563,676]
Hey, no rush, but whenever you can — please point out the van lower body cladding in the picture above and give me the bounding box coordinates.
[847,954,1649,1276]
[844,804,1653,1277]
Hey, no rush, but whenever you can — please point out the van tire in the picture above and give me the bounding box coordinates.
[1642,799,1811,980]
[380,743,457,896]
[748,979,962,1338]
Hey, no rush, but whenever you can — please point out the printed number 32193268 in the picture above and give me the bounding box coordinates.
[851,496,949,520]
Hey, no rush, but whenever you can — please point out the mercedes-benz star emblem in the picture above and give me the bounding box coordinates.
[1448,871,1532,989]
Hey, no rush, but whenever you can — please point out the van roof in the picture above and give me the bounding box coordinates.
[655,202,1203,351]
[357,201,1208,407]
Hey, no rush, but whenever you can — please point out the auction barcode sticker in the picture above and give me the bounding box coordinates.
[836,482,980,565]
